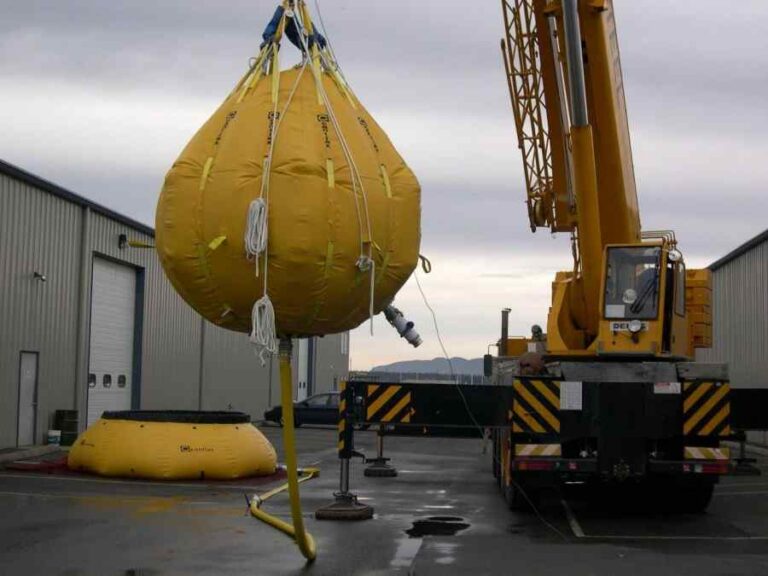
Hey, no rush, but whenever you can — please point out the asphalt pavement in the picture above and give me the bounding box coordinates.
[1,426,767,575]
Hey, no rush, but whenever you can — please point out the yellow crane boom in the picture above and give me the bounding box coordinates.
[501,0,710,357]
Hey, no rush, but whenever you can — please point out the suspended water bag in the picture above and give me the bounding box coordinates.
[156,8,421,342]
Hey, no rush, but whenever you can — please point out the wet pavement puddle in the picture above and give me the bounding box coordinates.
[406,516,470,538]
[390,517,471,569]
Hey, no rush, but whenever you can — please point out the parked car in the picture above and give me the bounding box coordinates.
[263,392,340,427]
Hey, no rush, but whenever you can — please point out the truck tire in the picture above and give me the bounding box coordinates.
[673,480,715,513]
[504,481,536,512]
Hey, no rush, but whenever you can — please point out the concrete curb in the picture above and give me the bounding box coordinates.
[723,441,768,458]
[0,445,61,466]
[745,443,768,457]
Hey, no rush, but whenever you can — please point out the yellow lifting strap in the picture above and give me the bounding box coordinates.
[375,252,390,286]
[324,241,335,277]
[207,235,227,251]
[298,2,325,106]
[271,48,281,104]
[326,159,335,189]
[379,164,392,198]
[268,5,289,104]
[236,48,270,104]
[199,157,214,192]
[328,68,357,110]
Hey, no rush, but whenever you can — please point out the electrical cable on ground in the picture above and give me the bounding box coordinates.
[412,269,570,542]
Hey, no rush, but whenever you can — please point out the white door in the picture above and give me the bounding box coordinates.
[87,258,136,426]
[297,339,309,401]
[17,352,38,446]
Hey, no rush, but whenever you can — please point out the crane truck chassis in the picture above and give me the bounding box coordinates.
[330,377,765,514]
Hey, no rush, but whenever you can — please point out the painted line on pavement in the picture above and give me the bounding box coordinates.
[560,498,768,541]
[577,534,768,541]
[0,472,280,493]
[0,489,221,505]
[715,490,768,496]
[560,498,585,538]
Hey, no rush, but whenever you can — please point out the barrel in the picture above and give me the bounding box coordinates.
[54,409,79,446]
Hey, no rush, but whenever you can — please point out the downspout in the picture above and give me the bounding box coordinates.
[74,206,91,432]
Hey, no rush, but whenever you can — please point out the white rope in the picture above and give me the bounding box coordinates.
[313,0,346,81]
[293,14,370,251]
[293,14,378,329]
[250,295,277,365]
[245,198,268,274]
[369,260,375,334]
[247,8,378,355]
[356,256,375,335]
[247,30,310,363]
[413,270,455,379]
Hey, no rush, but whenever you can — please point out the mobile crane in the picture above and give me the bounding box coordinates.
[490,0,728,511]
[321,0,768,527]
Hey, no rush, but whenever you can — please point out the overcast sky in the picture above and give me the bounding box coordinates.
[1,1,766,370]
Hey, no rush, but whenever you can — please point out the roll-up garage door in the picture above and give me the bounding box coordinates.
[87,258,136,426]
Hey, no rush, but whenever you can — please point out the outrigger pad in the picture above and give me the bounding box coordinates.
[315,494,374,521]
[364,462,398,478]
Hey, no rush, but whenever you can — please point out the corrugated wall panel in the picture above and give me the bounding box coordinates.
[0,173,81,446]
[698,237,768,388]
[314,335,350,394]
[698,237,768,444]
[201,324,276,418]
[86,214,201,412]
[1,166,350,446]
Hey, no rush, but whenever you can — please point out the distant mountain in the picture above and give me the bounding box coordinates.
[371,357,484,376]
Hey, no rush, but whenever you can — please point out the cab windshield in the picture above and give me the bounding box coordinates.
[604,246,662,320]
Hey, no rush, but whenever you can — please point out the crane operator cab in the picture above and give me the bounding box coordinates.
[597,239,689,357]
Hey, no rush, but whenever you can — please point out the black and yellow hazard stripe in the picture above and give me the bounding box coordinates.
[337,381,351,457]
[683,381,731,436]
[365,384,414,423]
[511,379,560,434]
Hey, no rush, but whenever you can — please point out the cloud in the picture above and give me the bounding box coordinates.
[0,0,765,370]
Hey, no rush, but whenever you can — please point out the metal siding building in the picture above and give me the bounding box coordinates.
[0,160,349,448]
[697,229,768,443]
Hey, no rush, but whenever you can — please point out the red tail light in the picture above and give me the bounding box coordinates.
[515,459,556,471]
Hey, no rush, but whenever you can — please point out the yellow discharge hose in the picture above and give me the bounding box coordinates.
[249,340,318,562]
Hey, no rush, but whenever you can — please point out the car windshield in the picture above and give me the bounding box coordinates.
[604,246,662,320]
[305,395,329,407]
